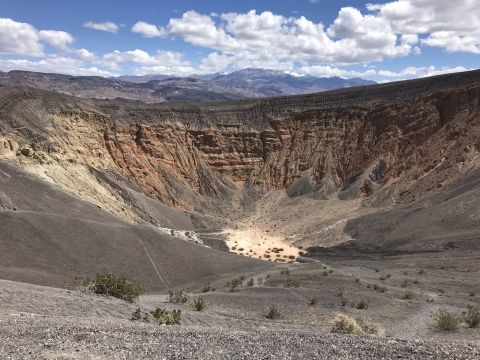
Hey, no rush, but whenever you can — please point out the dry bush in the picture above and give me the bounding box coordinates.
[333,314,363,335]
[432,309,461,332]
[464,304,480,328]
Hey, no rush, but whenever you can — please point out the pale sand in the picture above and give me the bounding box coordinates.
[222,227,300,263]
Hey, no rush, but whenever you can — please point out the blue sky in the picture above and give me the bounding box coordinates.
[0,0,478,80]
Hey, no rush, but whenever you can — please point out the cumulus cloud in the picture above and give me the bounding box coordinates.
[102,49,195,75]
[131,21,164,37]
[84,21,119,33]
[130,2,480,74]
[39,30,74,51]
[367,0,480,53]
[0,18,44,56]
[0,18,74,56]
[0,56,114,76]
[377,65,469,79]
[131,9,413,71]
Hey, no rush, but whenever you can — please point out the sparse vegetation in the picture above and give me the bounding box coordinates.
[463,304,480,328]
[373,284,387,293]
[402,291,414,300]
[309,297,319,306]
[355,300,369,310]
[202,285,214,293]
[168,289,190,303]
[358,318,384,337]
[432,309,461,332]
[192,297,207,312]
[333,314,363,335]
[131,307,181,325]
[265,306,281,320]
[151,307,182,325]
[75,273,142,303]
[284,279,300,288]
[246,278,255,287]
[226,277,243,292]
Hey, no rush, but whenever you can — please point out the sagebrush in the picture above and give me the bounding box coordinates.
[75,273,142,303]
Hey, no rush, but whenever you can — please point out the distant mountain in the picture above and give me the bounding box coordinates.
[119,68,376,97]
[212,68,375,95]
[0,69,375,103]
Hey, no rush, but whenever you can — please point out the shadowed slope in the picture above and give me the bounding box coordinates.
[0,160,269,291]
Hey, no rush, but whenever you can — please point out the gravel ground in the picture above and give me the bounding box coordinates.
[1,315,479,360]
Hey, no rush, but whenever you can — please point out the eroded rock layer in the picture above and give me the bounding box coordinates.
[1,70,479,219]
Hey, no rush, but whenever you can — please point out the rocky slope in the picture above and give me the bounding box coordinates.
[1,69,480,253]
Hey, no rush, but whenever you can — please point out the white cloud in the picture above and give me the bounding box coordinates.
[75,48,97,61]
[299,65,376,78]
[198,52,233,73]
[39,30,74,51]
[84,21,119,33]
[132,9,413,71]
[0,18,74,56]
[0,56,114,76]
[377,65,469,78]
[0,18,44,56]
[102,49,195,75]
[130,2,480,73]
[131,21,164,37]
[367,0,480,53]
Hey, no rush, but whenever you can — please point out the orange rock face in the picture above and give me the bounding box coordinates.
[1,71,480,213]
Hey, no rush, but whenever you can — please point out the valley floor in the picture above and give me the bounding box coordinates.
[1,251,479,359]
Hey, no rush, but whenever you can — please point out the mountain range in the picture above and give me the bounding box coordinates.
[0,68,375,103]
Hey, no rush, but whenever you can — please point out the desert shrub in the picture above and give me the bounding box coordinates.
[432,309,461,332]
[280,268,290,275]
[226,277,243,292]
[76,273,142,303]
[355,300,369,310]
[379,276,386,281]
[192,297,207,312]
[336,291,344,298]
[288,255,296,260]
[341,299,348,307]
[469,291,476,297]
[246,278,255,287]
[386,274,391,279]
[323,271,329,277]
[131,308,143,321]
[168,289,190,304]
[401,279,410,288]
[355,278,360,283]
[202,285,213,293]
[373,268,380,273]
[463,304,480,328]
[309,297,319,306]
[402,291,414,300]
[418,269,425,275]
[358,318,384,337]
[334,314,363,335]
[150,307,181,325]
[373,284,387,293]
[284,279,300,288]
[329,269,333,274]
[265,306,281,320]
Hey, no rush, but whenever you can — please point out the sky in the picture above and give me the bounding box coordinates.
[0,0,479,81]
